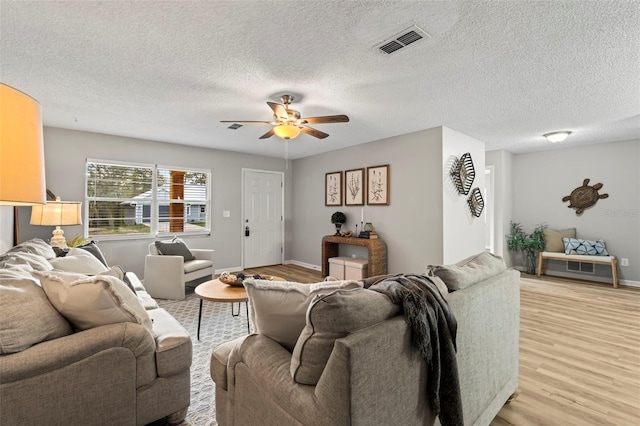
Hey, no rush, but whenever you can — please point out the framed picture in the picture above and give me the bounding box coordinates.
[367,165,390,205]
[325,171,343,206]
[344,168,365,206]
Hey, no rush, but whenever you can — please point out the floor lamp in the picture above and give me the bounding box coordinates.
[0,83,46,244]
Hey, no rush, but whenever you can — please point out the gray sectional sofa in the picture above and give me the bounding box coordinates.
[211,252,520,426]
[0,239,192,426]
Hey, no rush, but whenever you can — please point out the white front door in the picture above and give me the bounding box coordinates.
[243,170,284,268]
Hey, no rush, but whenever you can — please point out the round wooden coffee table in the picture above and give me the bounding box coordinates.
[194,276,284,340]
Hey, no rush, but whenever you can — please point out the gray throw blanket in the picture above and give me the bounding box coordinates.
[365,274,463,426]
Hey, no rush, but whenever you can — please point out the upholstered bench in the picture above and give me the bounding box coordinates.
[537,251,619,288]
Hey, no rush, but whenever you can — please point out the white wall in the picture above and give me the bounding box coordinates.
[16,127,292,277]
[291,126,486,274]
[486,149,514,264]
[442,127,486,263]
[0,206,13,252]
[511,139,640,283]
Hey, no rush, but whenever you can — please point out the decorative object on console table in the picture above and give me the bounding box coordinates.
[367,165,390,205]
[345,168,365,206]
[450,152,475,195]
[325,171,342,206]
[562,178,608,215]
[331,211,346,236]
[30,196,82,248]
[321,234,386,277]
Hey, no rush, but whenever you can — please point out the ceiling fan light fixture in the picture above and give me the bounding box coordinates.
[273,124,301,140]
[543,130,572,143]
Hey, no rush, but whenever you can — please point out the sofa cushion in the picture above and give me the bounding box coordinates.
[563,237,609,256]
[0,251,54,272]
[244,279,363,351]
[0,272,72,354]
[426,251,507,291]
[6,238,56,260]
[49,247,109,274]
[36,270,152,332]
[543,228,576,252]
[154,240,195,261]
[291,287,400,385]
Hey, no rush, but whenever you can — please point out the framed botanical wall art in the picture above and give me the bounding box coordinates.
[367,164,390,205]
[345,168,365,206]
[325,171,343,206]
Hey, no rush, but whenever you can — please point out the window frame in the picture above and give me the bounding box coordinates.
[85,159,211,240]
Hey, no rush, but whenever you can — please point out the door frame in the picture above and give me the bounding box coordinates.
[241,168,285,270]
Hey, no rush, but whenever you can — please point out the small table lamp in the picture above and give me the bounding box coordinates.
[30,197,82,248]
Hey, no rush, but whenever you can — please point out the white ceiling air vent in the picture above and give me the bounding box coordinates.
[375,25,430,55]
[227,123,243,130]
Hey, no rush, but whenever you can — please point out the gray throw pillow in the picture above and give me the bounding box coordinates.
[76,240,109,266]
[0,273,73,354]
[425,251,506,292]
[154,240,195,261]
[290,287,400,385]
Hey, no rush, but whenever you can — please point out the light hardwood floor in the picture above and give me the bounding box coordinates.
[241,265,640,425]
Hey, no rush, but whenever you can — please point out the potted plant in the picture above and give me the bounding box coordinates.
[506,221,545,274]
[331,211,347,235]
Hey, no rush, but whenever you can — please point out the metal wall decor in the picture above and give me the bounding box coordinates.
[562,178,608,215]
[467,187,484,217]
[450,152,475,195]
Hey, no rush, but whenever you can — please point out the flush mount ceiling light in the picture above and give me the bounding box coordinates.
[273,124,301,140]
[543,131,572,143]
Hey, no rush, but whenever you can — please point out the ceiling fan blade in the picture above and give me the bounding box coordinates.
[267,102,288,120]
[300,114,349,125]
[220,120,273,124]
[300,126,329,139]
[259,129,275,139]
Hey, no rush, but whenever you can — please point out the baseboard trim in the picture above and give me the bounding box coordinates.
[543,270,640,288]
[215,266,242,275]
[285,259,321,271]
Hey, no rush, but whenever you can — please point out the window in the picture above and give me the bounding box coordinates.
[86,159,211,239]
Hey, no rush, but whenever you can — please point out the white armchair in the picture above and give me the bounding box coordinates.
[144,241,214,300]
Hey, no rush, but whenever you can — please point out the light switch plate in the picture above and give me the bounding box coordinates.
[223,210,230,218]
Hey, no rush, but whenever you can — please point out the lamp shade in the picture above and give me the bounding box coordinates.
[0,83,46,205]
[30,198,82,226]
[273,124,301,140]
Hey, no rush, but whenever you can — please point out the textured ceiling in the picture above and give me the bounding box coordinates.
[1,1,639,159]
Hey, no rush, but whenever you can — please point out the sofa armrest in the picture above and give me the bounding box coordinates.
[0,322,156,387]
[144,254,185,299]
[147,308,192,377]
[191,248,214,262]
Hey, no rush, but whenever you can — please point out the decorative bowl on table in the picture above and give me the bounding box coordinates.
[219,272,271,286]
[219,272,244,287]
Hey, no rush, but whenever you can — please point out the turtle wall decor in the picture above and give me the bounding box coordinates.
[562,178,608,215]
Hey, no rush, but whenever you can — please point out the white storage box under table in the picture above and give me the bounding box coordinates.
[344,258,368,280]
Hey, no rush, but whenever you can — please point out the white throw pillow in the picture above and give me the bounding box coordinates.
[36,270,152,332]
[244,279,363,351]
[49,247,109,274]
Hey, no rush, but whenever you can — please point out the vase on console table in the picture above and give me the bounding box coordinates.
[334,224,342,235]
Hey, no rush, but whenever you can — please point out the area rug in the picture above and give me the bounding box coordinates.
[156,288,249,426]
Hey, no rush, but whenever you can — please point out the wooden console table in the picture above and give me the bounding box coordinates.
[322,235,387,278]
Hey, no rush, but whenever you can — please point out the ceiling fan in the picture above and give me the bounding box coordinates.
[221,95,349,140]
